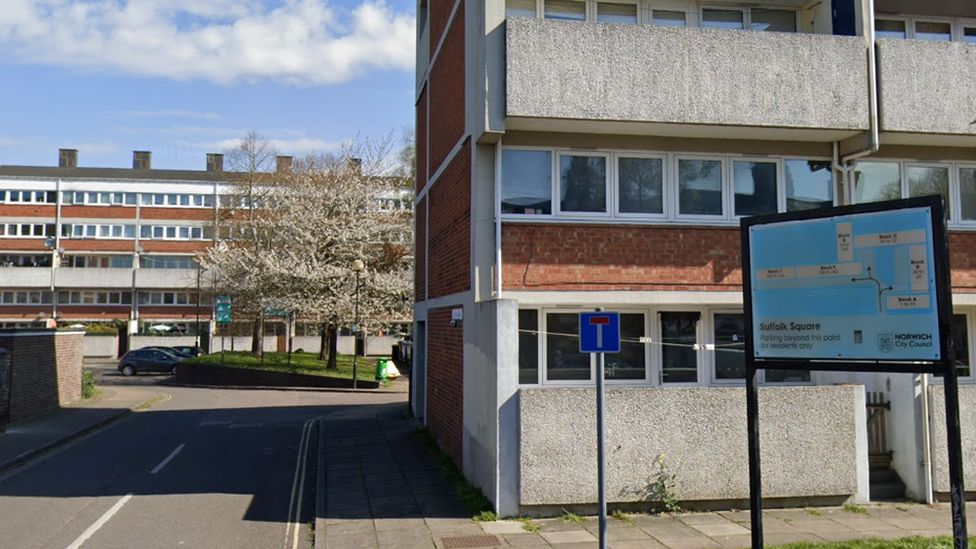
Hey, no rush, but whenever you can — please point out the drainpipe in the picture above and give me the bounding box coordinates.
[494,138,503,299]
[920,373,935,503]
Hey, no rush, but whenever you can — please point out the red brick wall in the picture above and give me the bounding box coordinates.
[1,331,83,424]
[428,141,471,298]
[140,208,213,221]
[416,85,428,193]
[428,1,465,175]
[0,239,47,251]
[426,306,463,465]
[62,206,136,219]
[61,240,135,252]
[416,197,427,301]
[58,306,130,320]
[429,0,457,61]
[0,205,56,217]
[140,241,210,253]
[502,224,976,293]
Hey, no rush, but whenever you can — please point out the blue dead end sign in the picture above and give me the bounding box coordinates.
[579,312,621,353]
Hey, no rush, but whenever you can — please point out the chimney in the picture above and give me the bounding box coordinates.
[59,148,78,168]
[206,153,224,173]
[276,155,293,174]
[132,150,151,170]
[347,157,362,175]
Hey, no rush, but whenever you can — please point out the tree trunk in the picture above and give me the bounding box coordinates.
[317,322,329,361]
[251,315,264,357]
[326,323,339,370]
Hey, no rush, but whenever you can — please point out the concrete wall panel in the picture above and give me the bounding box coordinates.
[928,383,976,494]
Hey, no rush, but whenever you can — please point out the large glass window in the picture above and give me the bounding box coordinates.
[678,159,723,216]
[652,10,685,27]
[952,314,970,377]
[751,9,796,32]
[559,154,607,213]
[502,150,552,215]
[785,160,833,211]
[960,168,976,221]
[608,314,645,380]
[544,0,585,21]
[660,312,698,383]
[875,19,907,39]
[546,313,590,381]
[854,162,901,204]
[519,310,539,384]
[618,157,663,215]
[506,0,536,17]
[915,21,951,41]
[733,160,778,216]
[713,314,745,380]
[596,1,636,24]
[965,27,976,44]
[702,9,744,30]
[907,166,950,211]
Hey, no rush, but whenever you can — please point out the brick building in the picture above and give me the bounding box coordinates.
[413,0,976,516]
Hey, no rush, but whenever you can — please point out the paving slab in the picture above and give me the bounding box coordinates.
[540,530,597,544]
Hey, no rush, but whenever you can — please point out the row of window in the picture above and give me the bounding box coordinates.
[517,308,976,386]
[63,255,133,268]
[506,1,799,32]
[0,291,208,306]
[57,224,208,240]
[0,190,57,203]
[140,255,198,269]
[0,254,51,267]
[876,16,976,43]
[0,254,199,269]
[0,223,56,238]
[62,191,214,207]
[853,162,976,223]
[501,149,834,221]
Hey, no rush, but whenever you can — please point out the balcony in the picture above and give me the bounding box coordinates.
[0,267,52,288]
[55,268,132,288]
[504,18,870,141]
[134,268,201,289]
[877,39,976,144]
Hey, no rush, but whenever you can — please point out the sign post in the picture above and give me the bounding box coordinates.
[740,196,966,549]
[579,310,621,549]
[215,296,232,365]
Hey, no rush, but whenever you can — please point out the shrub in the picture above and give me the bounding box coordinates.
[81,369,97,399]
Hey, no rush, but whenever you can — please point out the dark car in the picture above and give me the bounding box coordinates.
[170,345,205,357]
[117,348,183,376]
[140,346,189,359]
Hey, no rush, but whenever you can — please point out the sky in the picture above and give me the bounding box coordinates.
[0,0,416,170]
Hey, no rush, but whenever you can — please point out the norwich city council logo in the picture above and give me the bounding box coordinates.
[878,333,894,353]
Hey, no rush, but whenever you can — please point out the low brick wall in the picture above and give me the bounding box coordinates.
[175,361,379,389]
[0,330,84,427]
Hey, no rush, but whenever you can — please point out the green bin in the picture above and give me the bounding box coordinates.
[375,358,389,381]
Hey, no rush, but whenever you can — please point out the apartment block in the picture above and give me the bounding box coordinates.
[413,0,976,515]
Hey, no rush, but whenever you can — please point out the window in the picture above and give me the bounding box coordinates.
[751,9,796,32]
[617,157,663,215]
[652,10,685,27]
[677,158,723,216]
[610,314,646,380]
[501,150,552,214]
[965,27,976,43]
[907,166,950,211]
[766,367,811,383]
[876,19,907,39]
[596,1,636,24]
[141,255,198,269]
[558,154,607,213]
[545,0,585,21]
[713,314,745,380]
[660,312,699,383]
[960,168,976,221]
[915,21,951,41]
[507,0,536,17]
[519,310,539,384]
[785,160,833,211]
[546,312,589,381]
[952,314,971,377]
[733,160,778,216]
[853,162,900,204]
[702,9,743,30]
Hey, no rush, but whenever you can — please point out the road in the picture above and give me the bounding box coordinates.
[0,361,406,549]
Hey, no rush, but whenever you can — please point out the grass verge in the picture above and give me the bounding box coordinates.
[184,351,379,381]
[414,428,494,519]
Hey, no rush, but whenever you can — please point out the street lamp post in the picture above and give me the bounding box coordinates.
[352,259,365,389]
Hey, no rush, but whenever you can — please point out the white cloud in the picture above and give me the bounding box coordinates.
[201,136,343,154]
[73,142,121,156]
[0,0,415,85]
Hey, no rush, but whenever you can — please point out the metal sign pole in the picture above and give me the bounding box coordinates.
[943,363,969,548]
[596,349,607,549]
[745,361,763,549]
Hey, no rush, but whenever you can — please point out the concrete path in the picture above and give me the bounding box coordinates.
[0,384,162,473]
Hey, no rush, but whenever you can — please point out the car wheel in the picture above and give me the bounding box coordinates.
[121,364,136,376]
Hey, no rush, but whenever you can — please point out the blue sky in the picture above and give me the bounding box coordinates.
[0,0,416,170]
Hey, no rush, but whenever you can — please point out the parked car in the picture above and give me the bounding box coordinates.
[117,348,184,376]
[170,345,205,357]
[140,346,189,359]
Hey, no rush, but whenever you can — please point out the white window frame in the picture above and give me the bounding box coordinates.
[594,0,641,24]
[955,163,976,226]
[613,152,669,219]
[874,15,909,39]
[554,150,612,218]
[699,6,746,30]
[746,7,799,33]
[541,308,595,385]
[647,5,689,27]
[655,309,704,386]
[729,156,783,220]
[905,162,953,219]
[782,156,839,212]
[674,155,726,221]
[707,309,747,386]
[912,17,955,42]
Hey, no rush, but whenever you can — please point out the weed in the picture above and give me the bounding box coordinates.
[611,510,634,524]
[473,511,498,523]
[516,517,540,533]
[559,510,585,524]
[842,503,868,515]
[81,369,98,399]
[640,453,681,513]
[414,429,494,516]
[805,508,825,517]
[895,505,908,512]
